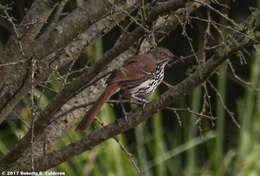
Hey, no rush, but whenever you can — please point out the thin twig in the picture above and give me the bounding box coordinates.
[175,13,200,64]
[194,0,240,29]
[95,118,141,175]
[173,109,182,126]
[30,59,37,171]
[0,4,24,55]
[207,80,240,128]
[51,99,139,123]
[166,107,216,120]
[190,16,256,42]
[44,65,89,84]
[162,81,174,89]
[227,60,260,91]
[111,3,151,33]
[0,59,29,67]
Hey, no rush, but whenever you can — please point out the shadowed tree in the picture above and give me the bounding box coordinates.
[0,0,259,175]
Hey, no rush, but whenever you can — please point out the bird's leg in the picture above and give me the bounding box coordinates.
[141,101,148,111]
[141,100,150,112]
[119,94,128,121]
[131,94,149,112]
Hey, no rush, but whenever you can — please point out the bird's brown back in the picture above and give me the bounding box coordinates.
[108,54,157,87]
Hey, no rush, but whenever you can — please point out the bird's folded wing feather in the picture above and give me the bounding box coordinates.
[109,55,156,85]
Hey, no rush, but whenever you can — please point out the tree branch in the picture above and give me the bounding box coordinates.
[0,0,129,124]
[20,35,259,172]
[0,0,186,169]
[33,0,186,139]
[0,0,62,88]
[0,6,135,125]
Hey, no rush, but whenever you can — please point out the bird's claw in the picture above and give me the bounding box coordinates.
[142,102,149,112]
[123,111,129,121]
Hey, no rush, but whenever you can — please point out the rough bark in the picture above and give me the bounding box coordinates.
[18,29,260,172]
[0,0,258,172]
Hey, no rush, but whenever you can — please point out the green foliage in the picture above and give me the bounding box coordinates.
[1,1,260,176]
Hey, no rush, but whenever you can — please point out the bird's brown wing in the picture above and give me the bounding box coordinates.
[109,54,156,86]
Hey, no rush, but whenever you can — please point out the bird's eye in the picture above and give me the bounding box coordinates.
[160,52,166,56]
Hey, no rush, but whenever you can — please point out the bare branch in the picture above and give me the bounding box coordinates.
[0,0,133,125]
[207,80,240,128]
[1,0,259,171]
[166,107,216,120]
[227,60,260,91]
[17,36,258,172]
[0,0,62,87]
[95,118,141,174]
[0,0,187,169]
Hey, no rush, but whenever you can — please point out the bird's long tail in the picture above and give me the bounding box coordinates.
[76,84,120,131]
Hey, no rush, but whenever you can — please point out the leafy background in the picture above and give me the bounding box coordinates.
[0,0,260,175]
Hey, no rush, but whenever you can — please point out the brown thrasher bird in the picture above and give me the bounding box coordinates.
[76,47,178,131]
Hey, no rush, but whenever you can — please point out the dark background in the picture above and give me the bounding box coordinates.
[0,0,259,175]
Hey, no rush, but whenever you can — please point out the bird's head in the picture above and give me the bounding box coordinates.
[149,47,182,64]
